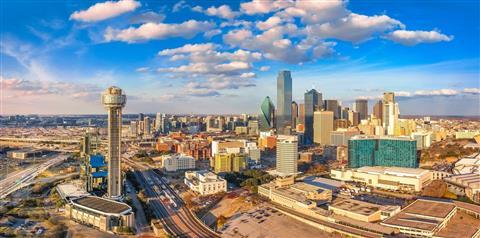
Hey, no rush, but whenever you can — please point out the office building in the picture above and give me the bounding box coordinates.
[155,112,161,131]
[184,170,227,195]
[81,133,99,157]
[411,132,432,150]
[324,100,340,119]
[313,111,334,145]
[354,99,368,121]
[259,96,275,131]
[101,86,126,199]
[247,120,259,136]
[276,135,298,176]
[291,101,298,128]
[213,153,247,173]
[382,92,399,135]
[65,196,134,233]
[276,70,292,135]
[159,154,195,172]
[331,166,431,192]
[373,100,383,122]
[330,130,360,147]
[298,103,305,125]
[304,89,320,144]
[348,135,418,168]
[143,116,151,136]
[347,110,360,126]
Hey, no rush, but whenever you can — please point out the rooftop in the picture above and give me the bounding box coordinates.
[72,196,132,215]
[381,199,457,231]
[356,166,429,177]
[351,135,415,141]
[434,211,480,238]
[329,198,384,216]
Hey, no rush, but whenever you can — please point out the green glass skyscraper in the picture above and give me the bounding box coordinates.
[259,96,275,131]
[348,135,418,168]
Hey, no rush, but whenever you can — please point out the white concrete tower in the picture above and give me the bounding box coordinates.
[101,86,126,199]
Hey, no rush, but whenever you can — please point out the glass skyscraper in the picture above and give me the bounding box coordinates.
[276,70,292,135]
[304,89,320,144]
[348,136,418,168]
[259,96,275,131]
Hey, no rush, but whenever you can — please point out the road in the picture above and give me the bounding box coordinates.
[124,157,220,238]
[0,154,67,199]
[125,180,152,235]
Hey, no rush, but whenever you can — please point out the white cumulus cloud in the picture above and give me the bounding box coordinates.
[70,0,141,22]
[104,20,215,43]
[386,30,453,46]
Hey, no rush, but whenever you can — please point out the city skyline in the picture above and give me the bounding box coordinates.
[1,0,479,115]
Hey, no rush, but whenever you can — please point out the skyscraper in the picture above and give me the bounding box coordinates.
[144,116,151,136]
[324,100,340,119]
[259,96,275,131]
[304,89,320,144]
[373,100,383,122]
[276,70,292,135]
[155,112,161,131]
[291,101,298,128]
[101,86,126,199]
[354,99,368,121]
[313,111,334,145]
[298,103,305,125]
[276,135,298,176]
[382,92,399,135]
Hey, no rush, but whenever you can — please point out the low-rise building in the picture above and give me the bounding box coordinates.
[212,153,247,173]
[328,198,390,222]
[184,170,227,195]
[444,173,480,203]
[381,199,480,238]
[65,196,135,233]
[158,154,195,172]
[258,177,332,210]
[453,153,480,175]
[330,166,431,192]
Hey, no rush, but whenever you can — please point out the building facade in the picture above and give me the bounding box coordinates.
[276,135,298,176]
[348,135,418,168]
[313,111,334,145]
[184,171,227,195]
[276,70,292,135]
[160,154,195,172]
[304,89,320,144]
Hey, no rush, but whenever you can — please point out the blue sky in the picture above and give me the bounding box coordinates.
[1,0,479,115]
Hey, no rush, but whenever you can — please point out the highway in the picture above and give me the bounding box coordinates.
[124,157,220,238]
[0,154,67,199]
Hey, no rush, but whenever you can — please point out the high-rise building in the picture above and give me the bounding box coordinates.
[213,153,247,173]
[276,70,292,135]
[373,100,383,122]
[101,86,126,199]
[138,113,144,121]
[324,100,340,119]
[348,110,360,126]
[291,101,298,128]
[155,112,161,131]
[143,116,151,136]
[304,89,321,144]
[259,96,275,131]
[313,111,334,145]
[298,103,305,125]
[382,92,399,135]
[348,135,418,168]
[354,99,368,121]
[276,135,298,176]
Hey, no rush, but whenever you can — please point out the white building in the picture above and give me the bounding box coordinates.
[276,135,298,176]
[184,170,227,195]
[411,132,432,150]
[160,154,195,172]
[331,166,431,192]
[452,153,480,175]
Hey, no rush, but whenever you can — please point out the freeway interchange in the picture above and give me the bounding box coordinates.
[124,157,220,238]
[0,154,67,199]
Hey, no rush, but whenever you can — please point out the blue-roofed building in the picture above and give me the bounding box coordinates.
[86,154,107,192]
